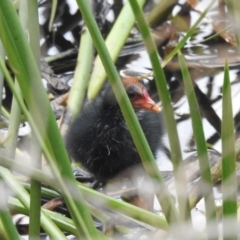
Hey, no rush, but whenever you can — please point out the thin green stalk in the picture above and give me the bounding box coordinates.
[8,193,111,234]
[161,0,216,67]
[40,181,169,230]
[0,1,98,238]
[67,27,93,118]
[0,155,169,231]
[1,107,10,120]
[48,0,58,32]
[0,41,4,115]
[22,182,111,224]
[0,167,67,239]
[225,0,240,48]
[44,49,77,63]
[0,180,20,240]
[21,0,42,238]
[8,197,79,236]
[29,133,42,240]
[147,0,176,27]
[0,218,8,240]
[87,0,146,99]
[80,184,169,230]
[4,81,22,158]
[178,52,217,239]
[129,0,190,226]
[221,61,237,240]
[199,26,231,44]
[75,0,179,225]
[0,209,21,240]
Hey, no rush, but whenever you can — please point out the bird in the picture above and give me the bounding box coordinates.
[65,76,164,187]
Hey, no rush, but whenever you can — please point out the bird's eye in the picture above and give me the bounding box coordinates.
[127,90,137,99]
[127,85,138,100]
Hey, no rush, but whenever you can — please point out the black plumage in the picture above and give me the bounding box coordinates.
[65,77,164,185]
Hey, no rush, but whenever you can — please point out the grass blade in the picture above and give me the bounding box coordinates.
[178,51,217,239]
[225,0,240,48]
[87,0,146,99]
[129,0,191,227]
[162,0,216,67]
[0,167,67,239]
[0,182,21,240]
[0,155,169,231]
[67,27,93,118]
[221,61,237,240]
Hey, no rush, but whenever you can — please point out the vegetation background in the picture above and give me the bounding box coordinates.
[0,0,240,239]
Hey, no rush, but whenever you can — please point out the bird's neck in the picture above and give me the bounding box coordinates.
[102,86,117,106]
[99,88,125,126]
[101,98,123,120]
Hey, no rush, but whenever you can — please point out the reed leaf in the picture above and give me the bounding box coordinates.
[0,208,21,240]
[221,61,237,240]
[0,155,169,231]
[87,0,146,99]
[67,27,93,118]
[178,51,217,239]
[225,0,240,48]
[22,1,43,238]
[48,0,58,32]
[129,0,191,227]
[8,197,79,236]
[161,0,216,67]
[0,167,66,239]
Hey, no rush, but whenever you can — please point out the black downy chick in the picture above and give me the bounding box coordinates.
[65,77,164,186]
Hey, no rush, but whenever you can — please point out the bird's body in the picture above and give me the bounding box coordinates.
[65,78,164,184]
